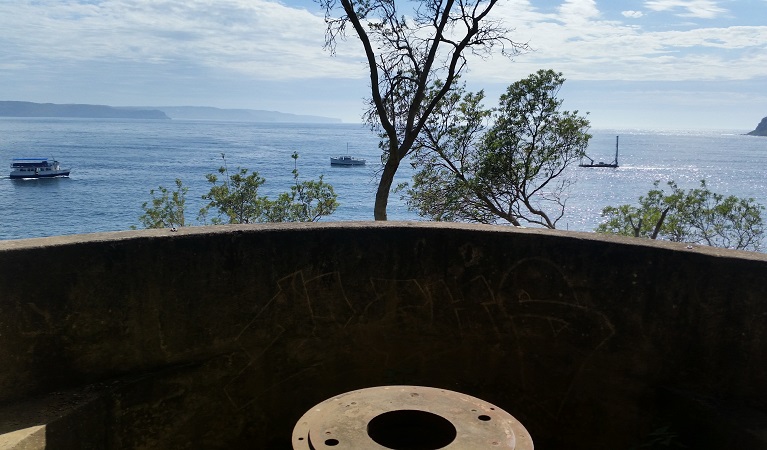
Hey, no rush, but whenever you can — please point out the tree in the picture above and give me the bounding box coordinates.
[199,153,339,224]
[138,178,188,229]
[263,152,340,222]
[139,153,338,229]
[404,70,591,228]
[198,153,270,225]
[596,180,765,252]
[320,0,529,220]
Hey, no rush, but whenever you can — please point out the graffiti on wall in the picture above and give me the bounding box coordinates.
[226,256,615,421]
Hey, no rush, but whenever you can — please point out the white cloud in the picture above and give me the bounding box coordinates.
[0,0,364,80]
[622,10,644,18]
[470,0,767,84]
[4,0,759,87]
[557,0,601,24]
[643,0,728,19]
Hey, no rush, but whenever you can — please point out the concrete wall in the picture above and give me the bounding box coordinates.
[0,222,765,449]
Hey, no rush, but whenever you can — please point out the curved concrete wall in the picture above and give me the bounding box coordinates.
[0,222,765,449]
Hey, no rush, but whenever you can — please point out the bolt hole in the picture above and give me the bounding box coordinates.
[478,415,492,421]
[368,409,456,449]
[325,438,339,446]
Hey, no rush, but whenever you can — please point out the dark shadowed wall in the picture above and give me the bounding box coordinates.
[0,222,765,449]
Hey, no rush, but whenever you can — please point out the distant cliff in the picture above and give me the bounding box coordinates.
[0,101,169,119]
[746,117,767,136]
[153,106,341,123]
[0,101,342,123]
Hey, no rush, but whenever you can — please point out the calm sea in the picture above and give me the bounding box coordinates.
[1,118,765,243]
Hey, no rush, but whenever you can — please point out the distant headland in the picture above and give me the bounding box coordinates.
[0,101,169,120]
[0,101,342,123]
[152,106,341,123]
[746,116,767,136]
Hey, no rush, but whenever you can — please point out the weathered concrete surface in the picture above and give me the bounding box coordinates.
[0,222,766,449]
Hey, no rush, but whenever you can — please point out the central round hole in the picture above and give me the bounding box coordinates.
[367,409,457,449]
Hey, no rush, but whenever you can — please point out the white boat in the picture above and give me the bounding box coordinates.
[10,158,71,179]
[330,155,366,166]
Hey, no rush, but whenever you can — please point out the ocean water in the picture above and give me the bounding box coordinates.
[1,118,765,243]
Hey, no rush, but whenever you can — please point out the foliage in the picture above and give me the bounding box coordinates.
[320,0,529,220]
[139,153,338,229]
[263,152,339,222]
[596,179,765,251]
[198,153,270,225]
[138,178,188,229]
[404,70,591,228]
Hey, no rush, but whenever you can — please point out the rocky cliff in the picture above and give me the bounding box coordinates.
[154,106,341,123]
[747,116,767,136]
[0,101,341,123]
[0,101,169,119]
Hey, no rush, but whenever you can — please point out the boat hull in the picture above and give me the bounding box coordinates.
[10,170,70,179]
[330,161,365,166]
[330,156,366,166]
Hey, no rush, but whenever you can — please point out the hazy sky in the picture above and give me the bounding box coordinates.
[1,0,765,130]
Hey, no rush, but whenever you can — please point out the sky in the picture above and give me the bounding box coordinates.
[0,0,765,130]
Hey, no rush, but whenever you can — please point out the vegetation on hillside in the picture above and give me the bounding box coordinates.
[596,179,765,252]
[138,153,338,229]
[401,70,591,228]
[320,0,528,220]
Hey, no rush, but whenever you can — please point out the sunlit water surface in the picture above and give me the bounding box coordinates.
[1,118,765,243]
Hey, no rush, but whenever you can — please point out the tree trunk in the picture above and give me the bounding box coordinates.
[374,156,401,220]
[651,207,670,239]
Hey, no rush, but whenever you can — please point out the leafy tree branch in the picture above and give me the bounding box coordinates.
[139,153,338,229]
[137,179,187,229]
[596,180,765,252]
[402,70,591,228]
[320,0,529,219]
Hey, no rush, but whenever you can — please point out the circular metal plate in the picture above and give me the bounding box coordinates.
[292,385,533,449]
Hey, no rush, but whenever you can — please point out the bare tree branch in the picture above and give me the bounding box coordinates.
[320,0,528,219]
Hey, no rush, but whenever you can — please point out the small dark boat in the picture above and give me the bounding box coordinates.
[580,136,619,168]
[330,155,366,166]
